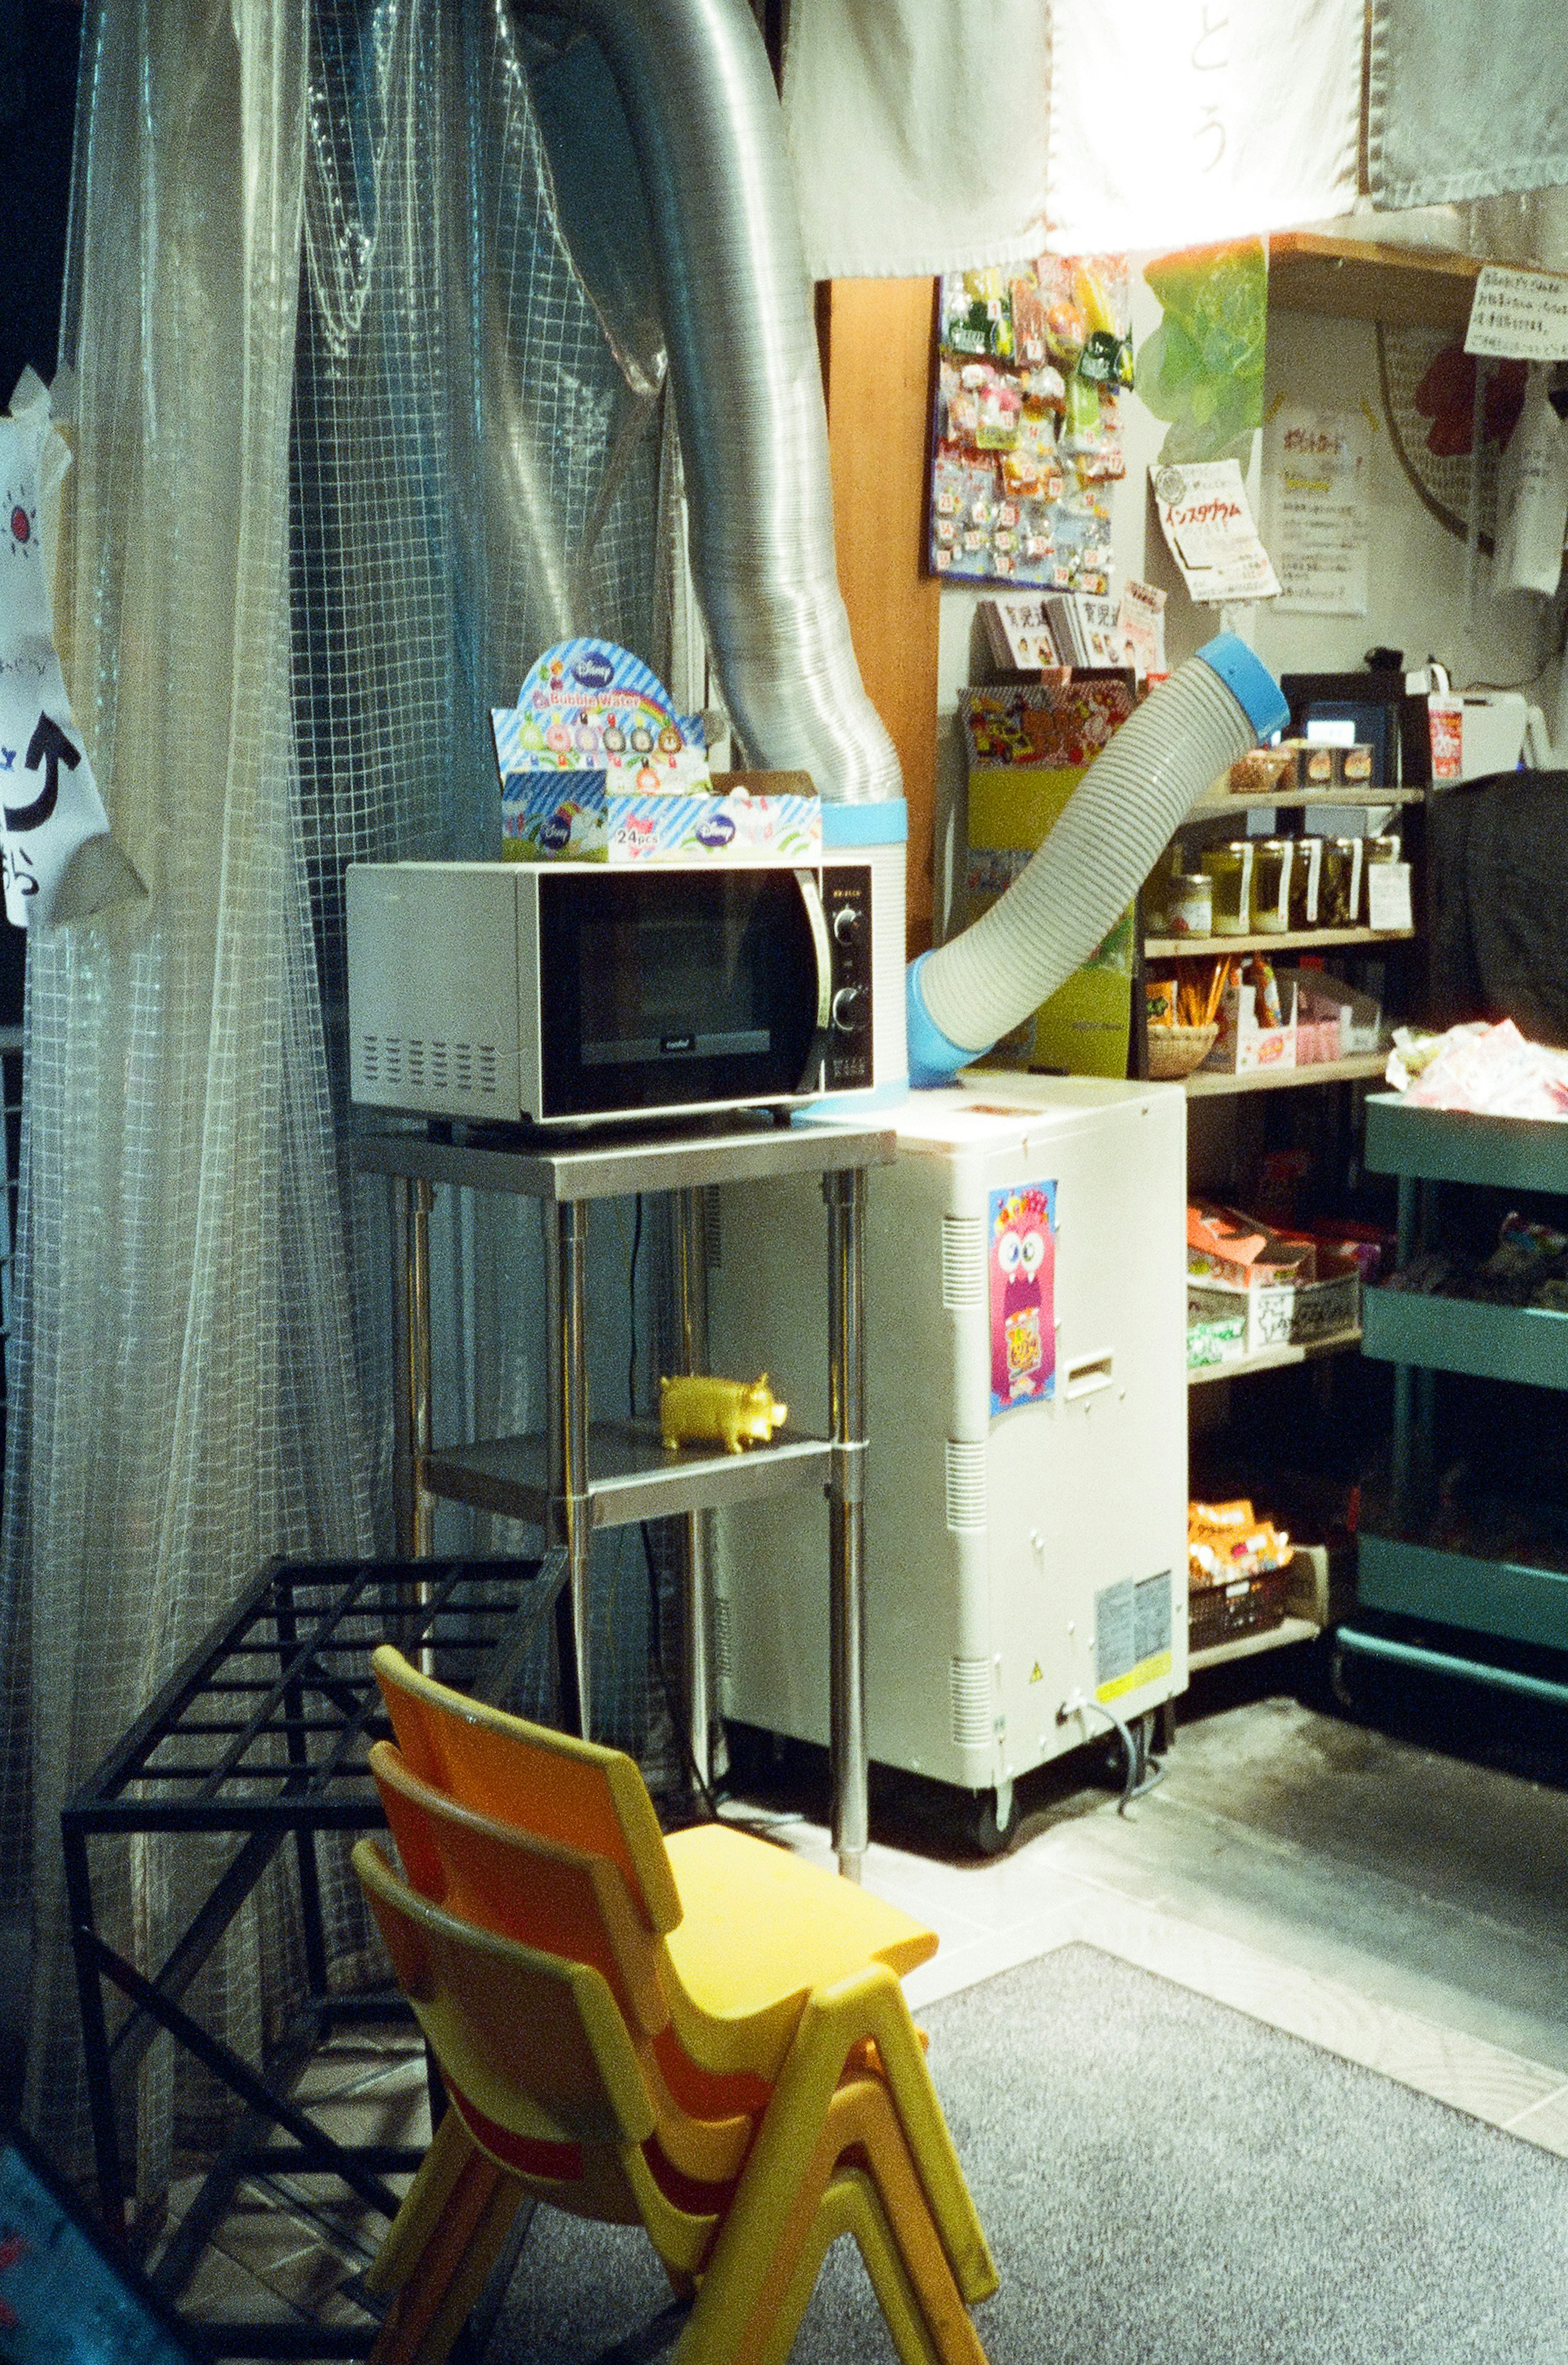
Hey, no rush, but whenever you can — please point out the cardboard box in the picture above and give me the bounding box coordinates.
[1188,1202,1317,1292]
[490,638,821,864]
[1187,1296,1248,1369]
[499,775,821,864]
[1201,977,1297,1075]
[1284,971,1385,1056]
[1187,1247,1361,1358]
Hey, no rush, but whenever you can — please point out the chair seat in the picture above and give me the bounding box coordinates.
[663,1822,937,2078]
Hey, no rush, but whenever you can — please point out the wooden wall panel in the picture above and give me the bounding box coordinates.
[820,277,942,958]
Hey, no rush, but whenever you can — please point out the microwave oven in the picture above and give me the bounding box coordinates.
[345,857,880,1128]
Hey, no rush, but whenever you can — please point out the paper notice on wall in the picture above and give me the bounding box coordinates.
[1465,266,1568,361]
[1264,405,1371,615]
[1151,459,1279,604]
[1116,579,1166,677]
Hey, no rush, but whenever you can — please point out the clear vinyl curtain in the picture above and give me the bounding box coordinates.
[0,0,665,2174]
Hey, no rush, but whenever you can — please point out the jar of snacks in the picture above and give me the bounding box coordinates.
[1288,836,1324,929]
[1320,835,1365,927]
[1252,838,1293,932]
[1163,873,1213,937]
[1199,840,1254,935]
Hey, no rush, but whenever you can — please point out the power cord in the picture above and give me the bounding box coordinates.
[627,1193,721,1823]
[1057,1690,1165,1815]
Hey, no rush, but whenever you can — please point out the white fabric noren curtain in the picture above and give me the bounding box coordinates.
[782,0,1362,278]
[1369,0,1568,212]
[782,0,1052,278]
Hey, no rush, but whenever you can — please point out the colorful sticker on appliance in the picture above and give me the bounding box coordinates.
[1094,1571,1174,1704]
[988,1180,1057,1415]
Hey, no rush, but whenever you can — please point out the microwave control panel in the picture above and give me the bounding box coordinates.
[821,864,874,1092]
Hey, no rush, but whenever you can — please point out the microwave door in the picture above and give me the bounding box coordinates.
[538,869,819,1120]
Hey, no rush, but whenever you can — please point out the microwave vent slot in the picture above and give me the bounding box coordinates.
[405,1039,426,1089]
[429,1040,450,1093]
[361,1036,381,1085]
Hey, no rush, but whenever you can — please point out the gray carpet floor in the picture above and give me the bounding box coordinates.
[484,1943,1568,2365]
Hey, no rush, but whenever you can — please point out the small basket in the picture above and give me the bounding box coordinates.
[1189,1566,1294,1653]
[1147,1022,1218,1080]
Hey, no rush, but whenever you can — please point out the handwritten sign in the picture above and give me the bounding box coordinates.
[1465,266,1568,361]
[1151,459,1279,604]
[1265,405,1370,615]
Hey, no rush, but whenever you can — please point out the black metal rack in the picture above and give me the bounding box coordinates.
[62,1552,560,2358]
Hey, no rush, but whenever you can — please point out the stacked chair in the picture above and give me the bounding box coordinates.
[353,1644,997,2365]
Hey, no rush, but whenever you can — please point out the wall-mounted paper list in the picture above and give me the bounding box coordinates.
[1465,266,1568,361]
[1151,460,1278,605]
[1265,405,1371,616]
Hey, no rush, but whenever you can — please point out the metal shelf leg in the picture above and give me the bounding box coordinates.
[677,1187,713,1794]
[824,1167,869,1882]
[546,1197,592,1737]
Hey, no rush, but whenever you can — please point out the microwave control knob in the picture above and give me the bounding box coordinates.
[831,985,868,1033]
[831,903,862,942]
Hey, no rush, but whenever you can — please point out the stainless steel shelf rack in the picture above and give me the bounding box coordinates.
[354,1112,896,1880]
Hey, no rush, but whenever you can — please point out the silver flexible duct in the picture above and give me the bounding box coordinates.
[546,0,900,804]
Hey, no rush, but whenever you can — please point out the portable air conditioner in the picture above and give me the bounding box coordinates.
[708,1074,1188,1843]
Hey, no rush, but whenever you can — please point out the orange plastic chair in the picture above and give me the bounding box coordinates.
[369,1644,938,2082]
[365,1734,991,2259]
[353,1838,992,2365]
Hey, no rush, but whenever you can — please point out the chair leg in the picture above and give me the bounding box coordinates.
[757,2171,942,2365]
[675,2074,988,2365]
[698,1966,996,2308]
[365,2112,528,2365]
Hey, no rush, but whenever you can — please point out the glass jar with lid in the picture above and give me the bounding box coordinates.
[1288,836,1324,929]
[1320,835,1365,927]
[1199,840,1254,935]
[1252,838,1294,933]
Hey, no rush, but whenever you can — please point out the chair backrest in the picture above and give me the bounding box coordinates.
[368,1737,669,2042]
[352,1835,657,2156]
[371,1645,681,1934]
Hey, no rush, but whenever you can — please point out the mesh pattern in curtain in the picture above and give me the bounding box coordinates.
[0,0,673,2179]
[0,0,374,2176]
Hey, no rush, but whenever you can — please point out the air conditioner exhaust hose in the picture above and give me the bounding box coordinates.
[907,635,1290,1085]
[550,0,900,806]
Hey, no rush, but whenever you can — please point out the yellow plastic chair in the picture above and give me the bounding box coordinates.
[353,1838,992,2365]
[370,1642,937,2082]
[366,1732,991,2260]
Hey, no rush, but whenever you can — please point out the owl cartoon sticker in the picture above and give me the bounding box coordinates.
[988,1180,1056,1414]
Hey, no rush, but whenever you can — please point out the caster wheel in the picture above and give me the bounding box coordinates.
[967,1784,1021,1857]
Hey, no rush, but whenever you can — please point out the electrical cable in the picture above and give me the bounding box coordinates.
[626,1192,721,1822]
[1058,1691,1165,1815]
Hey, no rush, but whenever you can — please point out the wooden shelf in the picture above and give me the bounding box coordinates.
[1183,787,1423,820]
[1146,926,1414,959]
[1184,1051,1388,1098]
[1268,231,1481,334]
[1187,1326,1363,1388]
[1189,1614,1323,1672]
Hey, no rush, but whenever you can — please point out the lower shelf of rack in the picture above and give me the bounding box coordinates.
[422,1421,833,1530]
[1183,1051,1388,1098]
[1189,1613,1322,1673]
[1357,1533,1568,1653]
[1362,1287,1568,1391]
[1187,1326,1362,1387]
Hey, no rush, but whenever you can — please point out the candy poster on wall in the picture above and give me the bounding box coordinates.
[988,1179,1057,1415]
[930,255,1131,592]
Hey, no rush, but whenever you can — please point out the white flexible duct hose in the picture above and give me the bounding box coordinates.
[548,0,900,805]
[908,636,1290,1083]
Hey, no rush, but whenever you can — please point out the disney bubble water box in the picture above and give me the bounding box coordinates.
[492,639,820,863]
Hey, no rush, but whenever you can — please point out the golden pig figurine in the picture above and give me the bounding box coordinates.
[659,1372,788,1454]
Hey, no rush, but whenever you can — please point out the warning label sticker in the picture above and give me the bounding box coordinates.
[1094,1571,1173,1704]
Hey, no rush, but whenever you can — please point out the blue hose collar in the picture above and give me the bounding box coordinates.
[1196,633,1289,742]
[906,953,989,1087]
